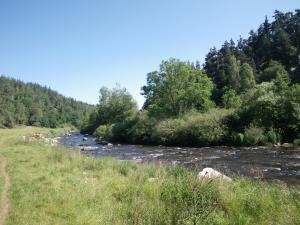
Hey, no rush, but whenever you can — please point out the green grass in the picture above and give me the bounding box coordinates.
[0,127,299,225]
[0,159,4,206]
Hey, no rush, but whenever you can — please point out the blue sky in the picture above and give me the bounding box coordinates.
[0,0,299,107]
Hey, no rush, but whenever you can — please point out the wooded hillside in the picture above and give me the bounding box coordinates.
[0,76,94,128]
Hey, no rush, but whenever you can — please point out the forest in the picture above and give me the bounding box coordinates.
[82,10,300,146]
[0,76,94,128]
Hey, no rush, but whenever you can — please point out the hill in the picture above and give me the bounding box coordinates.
[0,76,94,128]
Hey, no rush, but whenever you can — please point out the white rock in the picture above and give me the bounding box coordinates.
[148,178,157,182]
[107,143,113,147]
[198,168,232,181]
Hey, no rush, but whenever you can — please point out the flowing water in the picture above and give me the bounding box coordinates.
[59,133,300,185]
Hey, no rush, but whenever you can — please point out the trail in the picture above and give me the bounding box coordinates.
[0,157,10,225]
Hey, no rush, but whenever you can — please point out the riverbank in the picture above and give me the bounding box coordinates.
[62,132,300,185]
[0,127,300,224]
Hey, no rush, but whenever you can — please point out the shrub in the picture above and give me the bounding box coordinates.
[151,109,231,146]
[152,118,185,145]
[110,120,137,143]
[293,139,300,146]
[266,130,279,144]
[127,111,158,144]
[243,126,265,146]
[93,124,112,140]
[222,89,242,109]
[180,109,231,146]
[231,132,244,145]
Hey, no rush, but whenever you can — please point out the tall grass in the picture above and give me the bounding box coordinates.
[0,127,299,225]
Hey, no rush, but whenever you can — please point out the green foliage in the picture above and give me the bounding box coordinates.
[0,109,14,128]
[142,59,214,117]
[93,124,112,140]
[231,81,300,142]
[259,60,288,82]
[126,111,158,144]
[235,82,279,130]
[0,76,94,128]
[152,118,185,145]
[240,63,256,92]
[2,127,300,225]
[293,139,300,146]
[80,9,300,146]
[222,89,242,109]
[266,130,279,144]
[280,84,300,140]
[97,86,137,125]
[243,126,265,146]
[160,174,219,225]
[226,55,241,92]
[82,85,137,136]
[231,132,244,146]
[152,109,231,146]
[180,109,230,146]
[204,10,300,101]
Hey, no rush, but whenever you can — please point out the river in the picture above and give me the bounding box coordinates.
[59,132,300,185]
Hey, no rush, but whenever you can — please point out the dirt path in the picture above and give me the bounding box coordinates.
[0,157,10,225]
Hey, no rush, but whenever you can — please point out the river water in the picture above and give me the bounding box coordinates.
[59,133,300,185]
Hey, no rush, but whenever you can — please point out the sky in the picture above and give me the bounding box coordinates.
[0,1,299,107]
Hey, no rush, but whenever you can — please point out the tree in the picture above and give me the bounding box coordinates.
[225,55,241,92]
[222,89,241,109]
[141,59,214,117]
[259,60,289,82]
[97,86,137,125]
[278,84,300,140]
[240,63,256,92]
[28,107,43,126]
[0,76,94,128]
[81,85,137,135]
[236,82,280,130]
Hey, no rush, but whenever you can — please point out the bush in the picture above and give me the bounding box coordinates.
[93,124,112,140]
[151,109,231,146]
[293,139,300,146]
[243,126,265,146]
[231,132,244,145]
[222,89,242,109]
[110,120,136,143]
[126,111,158,144]
[266,130,279,144]
[152,118,185,145]
[181,109,230,146]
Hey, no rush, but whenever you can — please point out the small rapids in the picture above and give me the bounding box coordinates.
[60,133,300,185]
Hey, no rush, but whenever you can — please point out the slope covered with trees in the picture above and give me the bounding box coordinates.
[0,76,94,128]
[83,9,300,146]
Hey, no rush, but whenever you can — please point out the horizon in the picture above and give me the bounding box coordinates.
[1,1,299,107]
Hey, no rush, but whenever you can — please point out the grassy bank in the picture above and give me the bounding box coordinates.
[0,127,299,225]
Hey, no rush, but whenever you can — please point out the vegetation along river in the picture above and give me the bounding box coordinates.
[60,133,300,185]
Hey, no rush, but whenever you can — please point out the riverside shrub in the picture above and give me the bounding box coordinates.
[243,126,265,146]
[151,109,231,146]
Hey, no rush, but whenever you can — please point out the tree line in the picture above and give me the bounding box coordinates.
[82,10,300,146]
[0,76,94,128]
